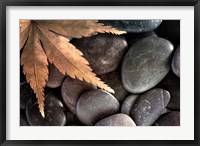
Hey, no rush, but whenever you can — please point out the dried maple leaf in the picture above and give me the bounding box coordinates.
[20,20,126,117]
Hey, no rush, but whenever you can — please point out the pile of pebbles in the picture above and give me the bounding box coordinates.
[20,20,180,126]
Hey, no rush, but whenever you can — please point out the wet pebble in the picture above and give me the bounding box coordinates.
[95,114,136,126]
[121,94,139,116]
[122,36,174,93]
[46,64,65,88]
[154,111,180,126]
[26,93,67,126]
[76,89,120,125]
[72,33,128,75]
[61,77,96,114]
[100,70,129,103]
[100,20,162,33]
[172,46,180,77]
[131,88,171,126]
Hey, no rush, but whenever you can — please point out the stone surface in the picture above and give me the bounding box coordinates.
[154,111,180,126]
[99,20,162,33]
[95,114,136,126]
[131,88,171,126]
[26,93,67,126]
[121,36,174,93]
[61,77,96,114]
[72,33,128,75]
[65,110,83,126]
[121,94,139,116]
[46,64,65,88]
[172,46,180,77]
[20,83,35,110]
[157,70,180,110]
[125,31,157,47]
[155,20,180,48]
[20,111,29,126]
[76,89,120,125]
[100,70,129,103]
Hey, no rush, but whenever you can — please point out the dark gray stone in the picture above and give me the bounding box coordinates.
[95,114,136,126]
[100,71,129,103]
[46,64,65,88]
[122,36,174,93]
[157,70,180,110]
[26,93,67,126]
[20,111,29,126]
[61,77,96,115]
[154,111,180,126]
[172,46,180,77]
[76,89,120,125]
[99,20,162,33]
[72,33,128,75]
[20,83,35,110]
[65,110,83,126]
[131,88,171,126]
[121,94,139,116]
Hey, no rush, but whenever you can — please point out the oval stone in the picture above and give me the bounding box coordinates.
[122,36,174,93]
[100,70,129,103]
[26,93,67,126]
[76,89,120,125]
[99,20,162,33]
[121,94,139,116]
[46,64,65,88]
[172,46,180,77]
[61,77,96,114]
[131,88,171,126]
[72,33,128,75]
[95,114,136,126]
[154,111,180,126]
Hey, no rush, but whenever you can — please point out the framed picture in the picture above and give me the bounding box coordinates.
[0,0,199,145]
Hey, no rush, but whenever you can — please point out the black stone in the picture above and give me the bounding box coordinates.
[100,20,162,33]
[26,93,67,126]
[131,88,171,126]
[95,114,136,126]
[100,70,129,103]
[72,33,128,75]
[121,36,174,93]
[76,89,120,125]
[155,20,180,48]
[46,64,65,88]
[20,111,29,126]
[61,77,96,115]
[154,111,180,126]
[65,110,83,126]
[20,83,35,110]
[157,70,180,110]
[121,94,139,116]
[172,46,180,77]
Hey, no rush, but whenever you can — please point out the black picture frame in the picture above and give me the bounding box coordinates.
[0,0,199,146]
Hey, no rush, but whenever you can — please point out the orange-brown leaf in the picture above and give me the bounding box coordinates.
[36,20,126,39]
[37,25,114,93]
[21,24,48,117]
[20,20,31,49]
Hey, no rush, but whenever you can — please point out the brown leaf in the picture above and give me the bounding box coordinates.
[20,20,125,117]
[21,23,48,117]
[36,20,126,38]
[20,20,31,49]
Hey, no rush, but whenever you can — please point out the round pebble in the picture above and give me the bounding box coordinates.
[72,33,128,75]
[46,64,65,88]
[99,20,162,33]
[154,111,180,126]
[100,70,129,103]
[61,77,96,114]
[26,93,67,126]
[121,36,174,93]
[76,89,120,125]
[95,114,136,126]
[131,88,171,126]
[121,94,139,116]
[172,46,180,77]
